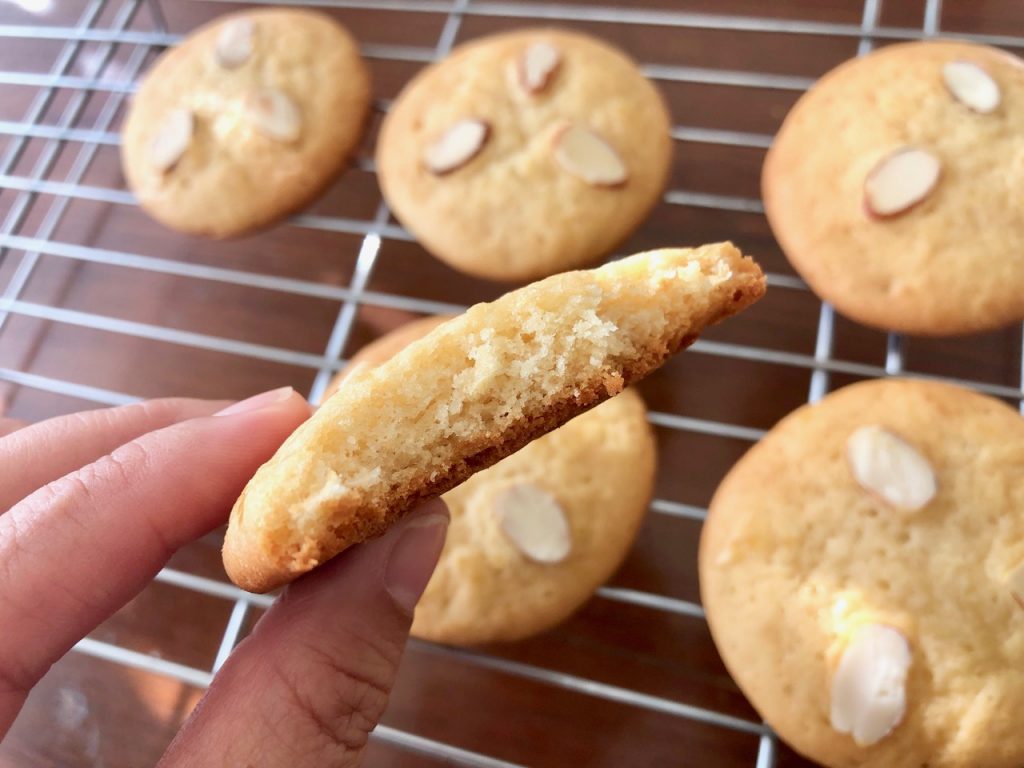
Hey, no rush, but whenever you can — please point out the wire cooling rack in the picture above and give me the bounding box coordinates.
[0,1,1022,766]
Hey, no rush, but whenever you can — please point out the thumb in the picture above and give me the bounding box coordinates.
[159,499,449,768]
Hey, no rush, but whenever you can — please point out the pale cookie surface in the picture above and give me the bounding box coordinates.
[122,9,371,237]
[326,317,655,645]
[700,379,1024,768]
[224,243,764,593]
[763,41,1024,335]
[377,29,673,281]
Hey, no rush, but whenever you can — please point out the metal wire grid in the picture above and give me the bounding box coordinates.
[0,0,1021,765]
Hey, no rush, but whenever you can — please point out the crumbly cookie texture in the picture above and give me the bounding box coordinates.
[224,243,765,592]
[700,378,1024,768]
[121,8,371,237]
[377,28,673,281]
[763,40,1024,335]
[325,316,656,645]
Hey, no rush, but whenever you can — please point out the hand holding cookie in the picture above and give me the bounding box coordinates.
[0,390,447,766]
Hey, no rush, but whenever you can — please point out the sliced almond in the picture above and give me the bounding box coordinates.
[864,147,940,218]
[244,88,301,143]
[150,108,193,173]
[495,484,572,564]
[863,146,941,218]
[846,425,937,511]
[517,41,561,95]
[943,60,1000,114]
[831,624,911,747]
[423,119,489,175]
[215,17,255,69]
[1008,562,1024,610]
[553,123,627,187]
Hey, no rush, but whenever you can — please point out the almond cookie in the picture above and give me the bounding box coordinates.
[763,41,1024,335]
[327,316,656,644]
[377,29,673,282]
[224,242,765,592]
[122,9,371,237]
[700,379,1024,767]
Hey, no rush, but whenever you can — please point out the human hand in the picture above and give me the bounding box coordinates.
[0,387,449,766]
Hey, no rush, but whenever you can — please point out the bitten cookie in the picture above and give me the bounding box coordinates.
[763,41,1024,335]
[224,242,765,592]
[700,379,1024,768]
[327,316,656,645]
[377,29,673,281]
[122,9,371,237]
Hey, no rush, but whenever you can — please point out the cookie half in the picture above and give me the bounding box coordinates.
[328,316,656,645]
[763,40,1024,335]
[122,9,371,237]
[224,242,765,592]
[700,379,1024,767]
[377,29,673,281]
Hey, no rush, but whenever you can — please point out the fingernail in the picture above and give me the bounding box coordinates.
[215,386,296,416]
[384,511,449,615]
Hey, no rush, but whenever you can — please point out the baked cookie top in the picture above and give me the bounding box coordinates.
[121,8,371,237]
[700,378,1024,768]
[328,316,656,645]
[223,243,764,593]
[763,40,1024,335]
[377,29,673,281]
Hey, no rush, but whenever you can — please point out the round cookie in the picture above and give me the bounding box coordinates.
[122,9,371,237]
[763,41,1024,335]
[376,29,673,282]
[326,316,658,644]
[700,379,1024,767]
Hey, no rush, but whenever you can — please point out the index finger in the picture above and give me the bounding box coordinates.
[0,398,230,511]
[0,388,310,737]
[0,418,25,439]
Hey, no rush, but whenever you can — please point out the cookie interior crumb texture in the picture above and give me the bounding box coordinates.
[223,243,765,592]
[700,378,1024,768]
[324,316,658,645]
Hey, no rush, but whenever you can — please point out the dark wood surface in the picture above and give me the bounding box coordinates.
[1,1,1022,766]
